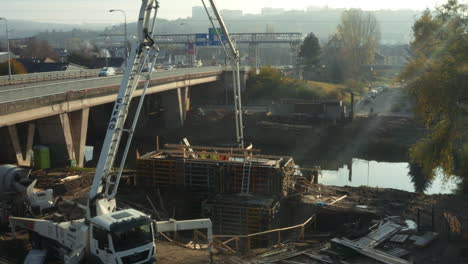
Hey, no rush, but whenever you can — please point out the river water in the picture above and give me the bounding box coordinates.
[319,158,460,194]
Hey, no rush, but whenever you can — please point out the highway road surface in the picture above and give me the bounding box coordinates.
[0,66,223,104]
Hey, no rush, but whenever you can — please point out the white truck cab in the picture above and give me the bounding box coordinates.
[90,209,156,264]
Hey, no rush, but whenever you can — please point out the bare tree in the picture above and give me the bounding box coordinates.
[12,38,59,60]
[336,9,380,79]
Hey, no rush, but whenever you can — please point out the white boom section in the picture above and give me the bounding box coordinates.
[201,0,244,148]
[88,0,160,218]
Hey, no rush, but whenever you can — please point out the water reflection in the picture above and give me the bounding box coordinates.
[408,163,431,193]
[319,158,459,194]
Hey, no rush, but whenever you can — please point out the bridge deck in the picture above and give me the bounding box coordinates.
[0,66,225,127]
[0,66,223,104]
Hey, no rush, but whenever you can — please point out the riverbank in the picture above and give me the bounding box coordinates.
[150,111,425,170]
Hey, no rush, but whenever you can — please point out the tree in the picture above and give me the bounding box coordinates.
[67,52,96,69]
[401,0,468,186]
[298,33,321,71]
[11,38,59,60]
[336,9,381,80]
[0,59,27,75]
[321,35,345,83]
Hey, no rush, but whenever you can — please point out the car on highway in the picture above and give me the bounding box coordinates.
[376,85,388,93]
[164,65,174,71]
[98,67,116,77]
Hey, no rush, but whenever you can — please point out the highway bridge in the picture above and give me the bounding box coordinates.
[0,66,247,167]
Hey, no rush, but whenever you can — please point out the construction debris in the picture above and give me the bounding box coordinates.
[3,166,466,263]
[354,219,403,248]
[413,231,439,248]
[332,237,411,264]
[385,248,411,258]
[389,234,409,243]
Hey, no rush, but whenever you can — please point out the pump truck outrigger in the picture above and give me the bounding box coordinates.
[9,1,161,263]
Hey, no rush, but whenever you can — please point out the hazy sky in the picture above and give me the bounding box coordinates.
[1,0,443,24]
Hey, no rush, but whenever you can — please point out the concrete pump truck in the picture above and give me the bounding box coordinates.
[10,1,161,263]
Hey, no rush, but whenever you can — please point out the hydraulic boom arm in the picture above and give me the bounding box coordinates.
[88,0,160,219]
[201,0,245,148]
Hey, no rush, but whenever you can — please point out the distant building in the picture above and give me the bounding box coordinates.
[261,7,285,16]
[306,6,324,11]
[374,53,385,65]
[0,52,15,63]
[112,47,127,58]
[53,48,68,58]
[378,45,409,66]
[53,48,68,63]
[220,9,243,18]
[192,6,209,19]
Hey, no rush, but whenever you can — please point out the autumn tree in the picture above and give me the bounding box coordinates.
[336,9,380,80]
[401,0,468,188]
[0,59,28,75]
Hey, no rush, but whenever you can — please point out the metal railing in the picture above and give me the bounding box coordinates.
[0,69,102,86]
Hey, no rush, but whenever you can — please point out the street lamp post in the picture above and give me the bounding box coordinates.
[109,9,128,67]
[0,18,11,81]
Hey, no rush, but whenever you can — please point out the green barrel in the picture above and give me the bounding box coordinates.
[33,145,51,169]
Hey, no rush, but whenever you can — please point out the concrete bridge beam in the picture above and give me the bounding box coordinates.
[7,123,35,166]
[162,86,191,129]
[59,108,89,167]
[177,87,190,127]
[37,108,89,168]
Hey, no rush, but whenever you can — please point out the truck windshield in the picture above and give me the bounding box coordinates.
[111,222,153,252]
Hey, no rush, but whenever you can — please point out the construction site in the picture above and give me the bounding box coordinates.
[2,145,468,264]
[1,0,468,263]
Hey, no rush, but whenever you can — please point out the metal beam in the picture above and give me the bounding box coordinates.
[155,218,213,260]
[153,33,302,44]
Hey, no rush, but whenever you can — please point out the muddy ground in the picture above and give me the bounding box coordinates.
[1,170,467,263]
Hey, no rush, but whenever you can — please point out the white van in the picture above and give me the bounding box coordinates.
[98,67,116,77]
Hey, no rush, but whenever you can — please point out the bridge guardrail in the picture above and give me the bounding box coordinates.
[0,69,102,86]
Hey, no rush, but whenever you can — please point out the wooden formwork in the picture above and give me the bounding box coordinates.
[202,194,281,248]
[183,160,218,192]
[222,164,283,195]
[136,150,296,197]
[136,158,178,187]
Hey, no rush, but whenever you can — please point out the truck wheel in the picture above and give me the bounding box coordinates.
[29,231,43,249]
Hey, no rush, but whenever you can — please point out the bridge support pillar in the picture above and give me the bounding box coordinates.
[162,87,190,129]
[7,123,35,166]
[36,109,89,168]
[177,87,190,126]
[59,108,89,167]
